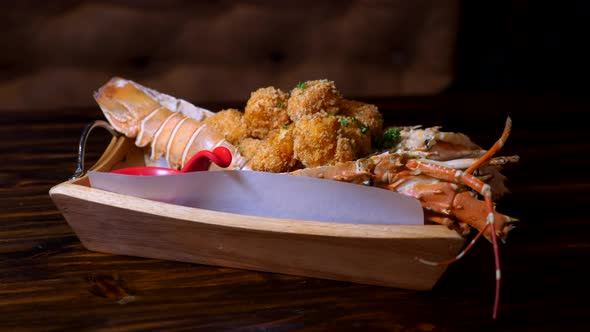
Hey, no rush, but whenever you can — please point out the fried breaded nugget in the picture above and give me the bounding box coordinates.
[336,115,373,157]
[334,136,356,163]
[204,108,248,145]
[293,113,340,167]
[287,79,342,122]
[244,87,291,139]
[339,99,383,137]
[238,137,262,159]
[239,126,296,172]
[267,126,296,165]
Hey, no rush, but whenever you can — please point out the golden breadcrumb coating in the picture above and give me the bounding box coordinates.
[238,137,262,159]
[267,126,296,165]
[239,126,296,172]
[336,115,373,157]
[204,108,247,145]
[339,99,383,137]
[244,87,291,139]
[287,79,342,122]
[293,113,340,167]
[334,136,356,163]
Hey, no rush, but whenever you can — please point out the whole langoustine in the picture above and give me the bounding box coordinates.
[291,118,518,320]
[94,77,250,170]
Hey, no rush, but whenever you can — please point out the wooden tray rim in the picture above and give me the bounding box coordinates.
[50,181,463,241]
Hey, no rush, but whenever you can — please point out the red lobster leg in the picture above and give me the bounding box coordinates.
[407,117,512,320]
[452,192,514,241]
[398,180,512,240]
[406,159,501,319]
[407,158,502,319]
[424,212,471,236]
[465,117,512,175]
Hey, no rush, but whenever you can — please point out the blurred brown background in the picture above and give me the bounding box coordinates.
[1,3,589,330]
[0,0,586,111]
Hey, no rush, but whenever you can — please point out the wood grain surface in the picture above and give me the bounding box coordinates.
[51,181,463,292]
[2,94,589,331]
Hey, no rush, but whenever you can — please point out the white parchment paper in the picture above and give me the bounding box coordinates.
[88,170,424,225]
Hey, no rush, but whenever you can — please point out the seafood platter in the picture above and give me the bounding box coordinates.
[50,77,519,319]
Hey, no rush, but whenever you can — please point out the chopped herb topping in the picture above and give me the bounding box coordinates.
[374,127,400,150]
[338,116,370,134]
[352,117,369,134]
[296,81,307,90]
[282,124,289,129]
[277,102,284,109]
[338,117,349,127]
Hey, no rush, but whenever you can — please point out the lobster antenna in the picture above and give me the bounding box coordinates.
[416,223,490,266]
[469,117,512,320]
[415,117,513,320]
[466,117,512,175]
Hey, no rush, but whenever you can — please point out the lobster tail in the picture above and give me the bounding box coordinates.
[94,77,249,170]
[93,77,162,137]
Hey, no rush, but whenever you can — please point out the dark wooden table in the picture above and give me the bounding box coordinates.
[2,94,588,331]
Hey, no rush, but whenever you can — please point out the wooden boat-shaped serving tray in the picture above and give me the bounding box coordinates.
[50,132,466,291]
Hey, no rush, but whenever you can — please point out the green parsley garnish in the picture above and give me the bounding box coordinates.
[352,117,369,134]
[296,81,307,90]
[338,116,370,134]
[338,117,349,127]
[278,102,284,109]
[282,124,289,129]
[374,127,400,150]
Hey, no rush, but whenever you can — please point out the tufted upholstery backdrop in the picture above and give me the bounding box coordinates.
[0,0,460,110]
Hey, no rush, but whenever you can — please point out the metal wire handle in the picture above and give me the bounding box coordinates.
[70,120,120,180]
